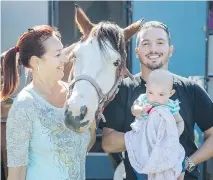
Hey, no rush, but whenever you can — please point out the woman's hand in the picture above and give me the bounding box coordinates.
[75,120,97,133]
[89,119,97,132]
[87,120,97,152]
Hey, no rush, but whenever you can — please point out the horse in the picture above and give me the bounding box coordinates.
[64,4,143,131]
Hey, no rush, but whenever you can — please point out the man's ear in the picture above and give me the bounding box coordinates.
[135,47,139,59]
[170,89,176,97]
[169,45,174,58]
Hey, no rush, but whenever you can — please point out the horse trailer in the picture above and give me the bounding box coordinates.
[1,1,213,180]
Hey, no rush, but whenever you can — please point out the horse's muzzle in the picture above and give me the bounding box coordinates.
[64,106,90,131]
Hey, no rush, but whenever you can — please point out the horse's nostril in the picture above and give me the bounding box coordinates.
[64,107,90,131]
[80,105,87,117]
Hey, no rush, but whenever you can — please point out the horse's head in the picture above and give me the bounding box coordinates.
[64,5,143,131]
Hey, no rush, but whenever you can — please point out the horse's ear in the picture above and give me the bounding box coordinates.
[63,42,78,58]
[75,4,94,36]
[123,18,144,42]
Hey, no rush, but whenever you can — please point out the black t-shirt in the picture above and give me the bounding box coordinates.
[99,73,213,180]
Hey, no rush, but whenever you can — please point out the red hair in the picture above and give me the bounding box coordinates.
[1,25,61,101]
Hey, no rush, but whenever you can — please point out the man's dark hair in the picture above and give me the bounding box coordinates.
[136,21,171,47]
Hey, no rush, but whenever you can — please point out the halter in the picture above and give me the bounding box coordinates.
[66,25,135,126]
[68,61,124,123]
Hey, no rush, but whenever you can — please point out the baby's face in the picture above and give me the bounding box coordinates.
[146,84,172,105]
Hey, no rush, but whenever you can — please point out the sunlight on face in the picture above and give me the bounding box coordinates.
[137,27,172,70]
[39,34,67,81]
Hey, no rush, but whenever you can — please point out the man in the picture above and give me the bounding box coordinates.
[100,21,213,180]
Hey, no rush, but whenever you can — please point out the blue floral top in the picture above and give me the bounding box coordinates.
[6,83,90,180]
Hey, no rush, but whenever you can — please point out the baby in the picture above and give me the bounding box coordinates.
[131,69,185,180]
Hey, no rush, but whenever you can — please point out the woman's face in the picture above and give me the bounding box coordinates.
[38,34,68,82]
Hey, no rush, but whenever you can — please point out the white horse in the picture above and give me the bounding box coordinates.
[64,5,143,131]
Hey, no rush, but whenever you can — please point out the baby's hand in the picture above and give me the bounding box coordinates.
[142,104,152,113]
[131,104,152,117]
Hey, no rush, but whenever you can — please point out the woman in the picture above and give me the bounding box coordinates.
[1,25,96,180]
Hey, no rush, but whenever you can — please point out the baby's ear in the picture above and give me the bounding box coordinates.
[170,89,176,97]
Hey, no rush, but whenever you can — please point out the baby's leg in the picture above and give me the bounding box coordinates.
[177,172,185,180]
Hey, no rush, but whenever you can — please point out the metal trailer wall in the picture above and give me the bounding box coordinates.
[132,1,213,180]
[207,34,213,180]
[1,1,49,53]
[131,1,207,77]
[207,4,213,180]
[1,1,212,180]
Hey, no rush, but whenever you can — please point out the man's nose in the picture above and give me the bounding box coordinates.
[150,43,157,52]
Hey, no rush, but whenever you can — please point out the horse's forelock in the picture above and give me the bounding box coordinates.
[94,22,126,61]
[93,22,134,81]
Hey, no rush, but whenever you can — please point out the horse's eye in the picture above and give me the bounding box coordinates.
[73,54,76,59]
[113,60,120,67]
[73,52,77,58]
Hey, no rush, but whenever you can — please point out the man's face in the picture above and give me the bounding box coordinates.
[136,27,173,70]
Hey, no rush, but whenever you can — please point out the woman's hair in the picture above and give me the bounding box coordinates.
[1,25,61,101]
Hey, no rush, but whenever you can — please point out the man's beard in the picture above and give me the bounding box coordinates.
[139,55,169,70]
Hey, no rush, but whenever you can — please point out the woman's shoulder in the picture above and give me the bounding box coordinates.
[7,85,35,124]
[12,84,34,108]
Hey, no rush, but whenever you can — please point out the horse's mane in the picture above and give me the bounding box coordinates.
[93,21,135,80]
[93,21,126,62]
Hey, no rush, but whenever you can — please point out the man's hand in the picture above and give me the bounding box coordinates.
[188,127,213,167]
[102,127,126,153]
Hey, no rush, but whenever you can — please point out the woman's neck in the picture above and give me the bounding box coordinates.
[32,76,58,95]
